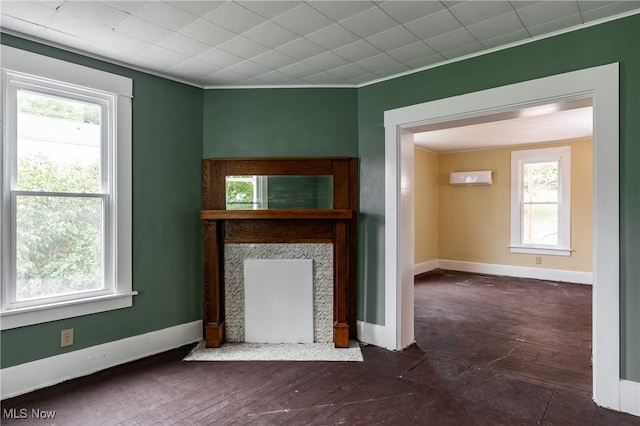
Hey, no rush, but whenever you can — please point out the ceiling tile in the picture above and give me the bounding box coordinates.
[171,58,220,77]
[167,1,224,16]
[579,1,640,22]
[115,15,174,44]
[375,63,411,78]
[226,60,273,78]
[158,33,211,57]
[59,1,129,29]
[356,53,403,73]
[179,19,236,46]
[250,50,298,69]
[39,28,94,51]
[305,23,360,50]
[440,41,485,60]
[448,1,516,26]
[217,36,268,60]
[139,45,190,67]
[378,1,446,24]
[302,71,348,85]
[196,47,245,68]
[333,39,383,62]
[272,3,335,36]
[307,1,376,22]
[366,25,421,51]
[346,72,380,85]
[94,31,155,55]
[99,1,144,14]
[133,1,198,32]
[405,54,449,70]
[425,28,478,53]
[480,29,530,49]
[276,37,326,61]
[527,14,583,37]
[239,1,300,19]
[1,1,55,25]
[303,51,350,70]
[338,6,398,38]
[278,61,321,78]
[207,68,253,85]
[202,1,265,34]
[46,12,108,42]
[243,21,299,49]
[466,11,526,42]
[515,1,581,28]
[404,9,463,40]
[327,62,370,80]
[387,41,440,64]
[254,70,305,85]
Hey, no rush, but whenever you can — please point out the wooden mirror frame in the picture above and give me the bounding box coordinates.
[200,157,358,348]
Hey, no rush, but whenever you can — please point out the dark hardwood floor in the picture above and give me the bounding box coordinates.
[2,270,639,425]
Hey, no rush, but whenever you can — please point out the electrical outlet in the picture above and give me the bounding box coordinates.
[61,328,74,347]
[536,257,542,264]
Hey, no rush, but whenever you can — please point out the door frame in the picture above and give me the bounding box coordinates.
[383,63,620,410]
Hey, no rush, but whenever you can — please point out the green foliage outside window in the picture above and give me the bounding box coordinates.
[16,157,102,300]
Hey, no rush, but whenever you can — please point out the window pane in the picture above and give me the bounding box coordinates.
[16,91,101,193]
[15,196,103,300]
[523,203,558,245]
[523,162,558,203]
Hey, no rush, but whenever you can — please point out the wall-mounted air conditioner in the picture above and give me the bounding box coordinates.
[449,170,493,186]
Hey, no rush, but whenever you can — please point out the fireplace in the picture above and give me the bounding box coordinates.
[200,158,358,348]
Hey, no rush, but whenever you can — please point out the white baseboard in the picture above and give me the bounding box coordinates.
[414,260,440,276]
[419,259,593,284]
[620,379,640,416]
[357,320,387,348]
[0,320,203,400]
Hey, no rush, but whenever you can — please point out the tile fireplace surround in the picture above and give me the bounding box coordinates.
[225,243,333,343]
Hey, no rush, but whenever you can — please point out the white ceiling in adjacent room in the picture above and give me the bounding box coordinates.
[413,105,593,153]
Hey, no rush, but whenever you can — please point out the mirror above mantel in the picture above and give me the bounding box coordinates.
[225,175,333,210]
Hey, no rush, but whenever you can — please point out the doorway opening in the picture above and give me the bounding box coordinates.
[383,63,620,410]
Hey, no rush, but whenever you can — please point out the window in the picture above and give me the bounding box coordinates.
[510,146,571,256]
[1,46,133,329]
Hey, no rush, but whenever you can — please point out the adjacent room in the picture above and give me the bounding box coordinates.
[1,1,639,424]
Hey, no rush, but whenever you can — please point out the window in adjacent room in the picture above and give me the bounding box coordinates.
[1,46,134,329]
[510,146,571,256]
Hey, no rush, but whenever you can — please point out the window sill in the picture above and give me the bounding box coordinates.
[0,291,138,330]
[510,246,572,256]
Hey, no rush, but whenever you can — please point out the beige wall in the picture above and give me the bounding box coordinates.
[415,139,593,272]
[414,148,439,264]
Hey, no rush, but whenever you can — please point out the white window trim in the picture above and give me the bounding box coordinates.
[0,46,134,330]
[510,146,572,256]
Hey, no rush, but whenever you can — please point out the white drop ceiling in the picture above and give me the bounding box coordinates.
[1,1,638,88]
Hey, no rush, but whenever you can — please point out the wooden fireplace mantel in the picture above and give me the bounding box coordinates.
[201,157,358,348]
[200,209,353,220]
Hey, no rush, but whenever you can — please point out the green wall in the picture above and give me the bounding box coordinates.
[203,88,358,158]
[0,34,204,368]
[357,15,640,380]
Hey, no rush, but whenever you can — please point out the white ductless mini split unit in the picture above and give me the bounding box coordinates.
[449,170,493,186]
